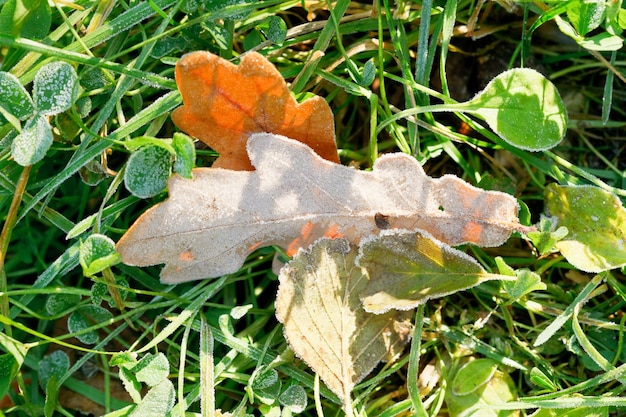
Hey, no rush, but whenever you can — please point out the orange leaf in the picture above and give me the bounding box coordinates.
[171,51,339,171]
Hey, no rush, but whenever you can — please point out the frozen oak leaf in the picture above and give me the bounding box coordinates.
[116,133,525,283]
[276,237,413,406]
[171,51,339,170]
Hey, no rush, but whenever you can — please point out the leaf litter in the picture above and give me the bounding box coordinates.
[116,50,537,408]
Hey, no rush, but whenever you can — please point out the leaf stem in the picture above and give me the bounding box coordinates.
[408,304,428,417]
[0,165,32,337]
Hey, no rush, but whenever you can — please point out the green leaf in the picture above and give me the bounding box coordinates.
[359,59,376,87]
[566,0,605,36]
[495,257,546,302]
[129,379,175,417]
[172,132,195,178]
[452,359,498,396]
[0,0,51,39]
[203,21,232,50]
[243,29,264,50]
[526,216,569,256]
[33,61,78,116]
[260,15,287,44]
[67,305,114,345]
[357,230,512,313]
[502,269,546,302]
[251,366,279,391]
[124,145,172,198]
[577,32,624,51]
[79,234,121,276]
[445,359,517,417]
[458,68,567,151]
[544,184,626,272]
[45,293,81,315]
[0,354,19,401]
[250,366,281,405]
[132,352,170,387]
[38,350,69,391]
[279,385,307,413]
[11,113,53,166]
[0,71,35,121]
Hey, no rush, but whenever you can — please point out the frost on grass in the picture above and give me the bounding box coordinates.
[33,61,78,116]
[117,134,525,283]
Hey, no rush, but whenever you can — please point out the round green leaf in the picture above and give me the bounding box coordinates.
[446,359,517,417]
[67,305,113,345]
[38,350,69,390]
[0,0,51,40]
[45,293,81,316]
[461,68,567,151]
[279,385,307,413]
[124,145,171,198]
[79,234,120,276]
[0,72,34,121]
[33,61,78,116]
[11,113,53,166]
[261,15,287,44]
[452,359,498,396]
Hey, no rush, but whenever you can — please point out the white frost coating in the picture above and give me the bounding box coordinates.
[0,72,35,119]
[117,134,525,283]
[33,61,78,116]
[124,146,172,199]
[11,114,53,166]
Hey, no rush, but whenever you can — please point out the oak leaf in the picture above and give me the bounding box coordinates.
[276,238,412,407]
[171,51,339,170]
[116,133,525,283]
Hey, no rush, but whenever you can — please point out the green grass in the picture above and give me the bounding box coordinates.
[1,0,626,416]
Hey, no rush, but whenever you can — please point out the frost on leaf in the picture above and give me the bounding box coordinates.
[275,238,413,406]
[11,113,53,166]
[544,183,626,272]
[117,134,525,283]
[171,51,338,170]
[357,230,513,313]
[33,61,78,116]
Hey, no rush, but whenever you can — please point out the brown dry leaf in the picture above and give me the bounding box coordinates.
[171,51,338,170]
[117,133,524,283]
[275,237,413,406]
